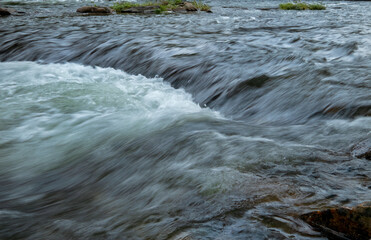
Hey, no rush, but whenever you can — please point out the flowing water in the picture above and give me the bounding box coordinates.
[0,0,370,239]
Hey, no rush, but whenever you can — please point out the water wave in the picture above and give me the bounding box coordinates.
[0,61,220,176]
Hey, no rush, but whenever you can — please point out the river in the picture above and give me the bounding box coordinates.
[0,0,370,239]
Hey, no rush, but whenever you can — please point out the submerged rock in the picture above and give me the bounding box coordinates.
[257,7,279,11]
[76,6,113,14]
[301,203,371,240]
[351,138,371,160]
[322,104,371,118]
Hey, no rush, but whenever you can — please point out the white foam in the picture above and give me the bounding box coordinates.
[0,62,221,177]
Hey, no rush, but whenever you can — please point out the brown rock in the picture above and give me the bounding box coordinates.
[0,7,12,16]
[0,7,24,16]
[172,7,187,13]
[184,2,197,11]
[351,138,371,160]
[301,203,371,240]
[76,6,113,14]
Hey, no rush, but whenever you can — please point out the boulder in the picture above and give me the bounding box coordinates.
[0,7,13,16]
[351,138,371,160]
[301,203,371,240]
[76,6,113,14]
[184,2,197,11]
[0,7,24,16]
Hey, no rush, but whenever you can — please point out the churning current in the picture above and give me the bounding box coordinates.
[0,0,370,239]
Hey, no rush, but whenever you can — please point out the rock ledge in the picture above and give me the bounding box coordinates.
[301,203,371,240]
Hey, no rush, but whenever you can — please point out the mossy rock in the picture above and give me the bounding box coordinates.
[279,2,326,10]
[112,1,211,14]
[76,6,113,14]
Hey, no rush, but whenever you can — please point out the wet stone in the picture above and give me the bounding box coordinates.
[0,7,18,16]
[301,203,371,240]
[351,138,371,160]
[0,8,11,16]
[0,7,25,16]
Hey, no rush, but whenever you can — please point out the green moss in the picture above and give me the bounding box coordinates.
[112,2,155,13]
[192,0,211,11]
[308,3,326,10]
[112,0,211,14]
[170,0,183,5]
[279,1,326,10]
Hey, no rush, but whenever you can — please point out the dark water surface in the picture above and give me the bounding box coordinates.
[0,0,370,239]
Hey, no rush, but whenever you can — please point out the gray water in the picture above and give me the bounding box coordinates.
[0,0,370,239]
